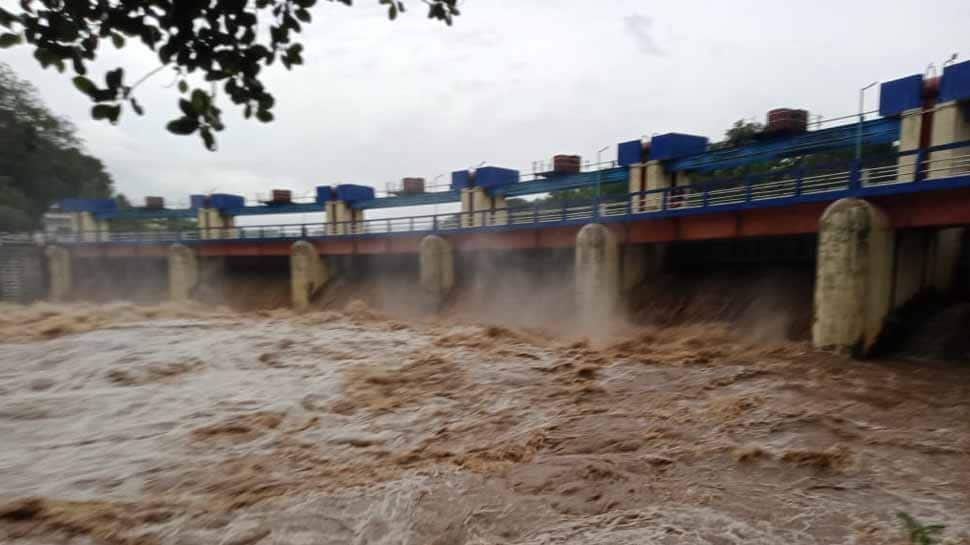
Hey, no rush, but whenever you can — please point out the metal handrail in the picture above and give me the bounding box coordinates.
[32,139,970,245]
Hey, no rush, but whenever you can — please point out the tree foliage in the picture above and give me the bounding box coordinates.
[0,63,114,231]
[0,0,461,151]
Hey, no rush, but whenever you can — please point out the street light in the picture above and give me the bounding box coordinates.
[595,145,610,199]
[856,81,878,161]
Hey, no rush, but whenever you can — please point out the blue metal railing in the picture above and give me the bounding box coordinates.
[44,139,970,245]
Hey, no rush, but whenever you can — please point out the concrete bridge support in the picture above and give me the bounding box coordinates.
[325,201,364,235]
[813,199,894,355]
[460,187,507,227]
[575,224,620,329]
[168,244,199,302]
[419,235,454,310]
[197,208,236,240]
[928,100,970,179]
[290,241,330,310]
[45,246,72,302]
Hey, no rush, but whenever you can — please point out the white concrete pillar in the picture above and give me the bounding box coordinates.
[576,224,620,329]
[45,245,72,302]
[458,187,507,227]
[168,244,199,302]
[197,209,236,240]
[813,198,894,356]
[928,101,970,179]
[419,235,454,309]
[290,241,329,310]
[459,188,475,228]
[896,108,923,182]
[325,201,364,235]
[644,160,673,211]
[628,164,645,213]
[78,212,108,242]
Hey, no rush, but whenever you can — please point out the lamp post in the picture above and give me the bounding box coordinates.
[856,81,879,161]
[595,145,610,199]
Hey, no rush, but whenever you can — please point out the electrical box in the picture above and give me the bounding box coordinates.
[618,140,645,166]
[335,184,376,203]
[474,166,519,189]
[451,170,473,190]
[315,186,334,204]
[879,74,923,116]
[208,193,245,210]
[649,133,709,161]
[940,60,970,103]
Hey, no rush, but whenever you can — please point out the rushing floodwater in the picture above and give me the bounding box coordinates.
[0,303,968,545]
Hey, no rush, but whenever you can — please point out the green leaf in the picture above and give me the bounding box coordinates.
[243,103,252,119]
[72,76,98,97]
[190,89,209,113]
[167,117,199,135]
[255,109,273,123]
[111,33,125,49]
[105,68,123,90]
[91,104,121,123]
[0,32,21,48]
[295,8,311,22]
[178,99,195,117]
[130,96,144,116]
[200,127,216,151]
[178,80,188,94]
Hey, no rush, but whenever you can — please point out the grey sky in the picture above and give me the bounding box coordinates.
[3,0,970,218]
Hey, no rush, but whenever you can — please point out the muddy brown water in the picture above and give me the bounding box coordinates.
[0,303,968,545]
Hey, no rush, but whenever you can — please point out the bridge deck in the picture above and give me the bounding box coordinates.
[48,141,970,257]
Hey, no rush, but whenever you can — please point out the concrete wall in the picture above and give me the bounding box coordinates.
[1,245,45,303]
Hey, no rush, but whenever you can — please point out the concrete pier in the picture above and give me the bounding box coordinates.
[575,223,620,329]
[168,244,199,302]
[45,246,72,302]
[290,241,329,310]
[419,235,454,309]
[812,198,894,355]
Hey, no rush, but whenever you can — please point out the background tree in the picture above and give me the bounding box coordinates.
[0,1,460,151]
[0,62,115,231]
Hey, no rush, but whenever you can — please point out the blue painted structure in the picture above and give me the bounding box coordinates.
[58,139,970,245]
[83,117,908,222]
[316,186,335,203]
[357,190,461,210]
[450,170,473,190]
[475,167,520,190]
[940,60,970,103]
[879,74,924,116]
[617,140,645,167]
[59,198,117,213]
[335,184,375,203]
[208,194,246,210]
[669,117,899,172]
[649,133,710,161]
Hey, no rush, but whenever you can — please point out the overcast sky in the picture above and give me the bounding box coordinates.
[4,0,970,216]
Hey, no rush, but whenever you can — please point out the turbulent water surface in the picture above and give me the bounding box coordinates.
[0,303,968,545]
